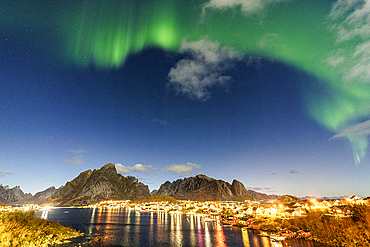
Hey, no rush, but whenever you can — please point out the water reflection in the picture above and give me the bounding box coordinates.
[215,222,227,247]
[34,208,327,247]
[197,215,204,247]
[242,228,251,247]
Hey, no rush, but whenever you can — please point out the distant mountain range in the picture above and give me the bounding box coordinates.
[1,163,281,205]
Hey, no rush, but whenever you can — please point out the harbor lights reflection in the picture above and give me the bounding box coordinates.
[204,220,211,247]
[261,233,271,246]
[189,214,196,246]
[242,228,251,247]
[156,211,167,244]
[175,212,183,245]
[197,215,204,247]
[149,212,154,241]
[134,209,141,246]
[170,212,175,244]
[241,228,284,247]
[214,221,226,247]
[40,206,50,219]
[270,240,283,247]
[88,206,97,235]
[169,211,183,245]
[98,207,114,243]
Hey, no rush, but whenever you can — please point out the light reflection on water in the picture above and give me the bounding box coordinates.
[35,208,326,247]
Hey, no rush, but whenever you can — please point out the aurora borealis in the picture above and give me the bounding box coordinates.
[1,0,370,197]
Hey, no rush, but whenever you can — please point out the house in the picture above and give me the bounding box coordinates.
[292,210,302,217]
[246,207,253,215]
[349,195,365,204]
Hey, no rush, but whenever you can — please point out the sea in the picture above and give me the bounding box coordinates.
[34,207,328,247]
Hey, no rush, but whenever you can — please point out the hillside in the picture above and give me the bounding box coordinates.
[0,211,82,245]
[278,195,304,204]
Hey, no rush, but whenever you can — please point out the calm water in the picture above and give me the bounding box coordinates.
[34,207,327,247]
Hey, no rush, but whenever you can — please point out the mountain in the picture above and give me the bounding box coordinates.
[46,163,146,205]
[278,195,304,204]
[34,186,60,202]
[125,176,151,197]
[0,185,33,204]
[248,190,280,200]
[155,174,255,201]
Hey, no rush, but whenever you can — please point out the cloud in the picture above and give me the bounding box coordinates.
[203,0,288,15]
[326,1,370,164]
[289,169,298,174]
[168,37,242,101]
[161,162,202,174]
[152,118,168,126]
[115,163,158,174]
[58,149,86,165]
[332,120,370,165]
[329,0,370,42]
[332,119,370,138]
[345,41,370,83]
[0,170,13,177]
[328,0,370,84]
[65,149,86,154]
[246,186,274,192]
[60,155,84,165]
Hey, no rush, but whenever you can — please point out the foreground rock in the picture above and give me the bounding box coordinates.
[156,174,255,201]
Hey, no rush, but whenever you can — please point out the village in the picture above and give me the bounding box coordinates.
[1,195,367,219]
[1,195,369,243]
[86,195,368,238]
[87,195,367,218]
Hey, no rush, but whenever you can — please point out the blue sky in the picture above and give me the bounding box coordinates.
[1,0,370,197]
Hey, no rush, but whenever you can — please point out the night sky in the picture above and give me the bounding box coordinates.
[1,0,370,197]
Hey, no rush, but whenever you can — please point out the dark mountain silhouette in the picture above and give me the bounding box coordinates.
[155,174,255,201]
[46,163,146,205]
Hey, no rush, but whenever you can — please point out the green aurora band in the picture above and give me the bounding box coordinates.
[2,0,370,164]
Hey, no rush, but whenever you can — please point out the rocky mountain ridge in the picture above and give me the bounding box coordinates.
[248,190,280,200]
[0,185,33,204]
[46,163,145,205]
[1,164,280,205]
[155,174,255,201]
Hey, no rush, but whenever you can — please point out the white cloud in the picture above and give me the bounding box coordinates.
[168,37,242,101]
[332,119,370,138]
[329,0,370,42]
[66,149,85,154]
[115,163,158,174]
[203,0,288,15]
[152,118,168,126]
[0,170,13,177]
[161,162,202,174]
[58,149,86,165]
[246,186,274,192]
[332,120,370,165]
[328,0,370,84]
[61,155,84,165]
[345,41,370,83]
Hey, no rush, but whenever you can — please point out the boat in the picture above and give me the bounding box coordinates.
[204,217,215,222]
[270,234,287,241]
